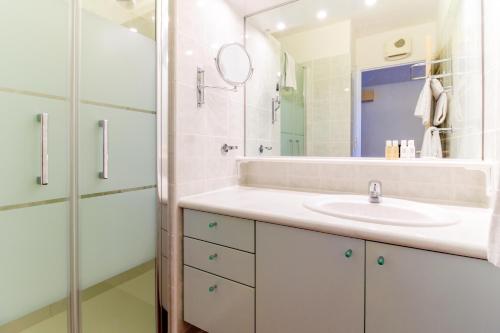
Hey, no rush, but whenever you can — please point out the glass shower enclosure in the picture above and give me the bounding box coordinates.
[0,0,162,332]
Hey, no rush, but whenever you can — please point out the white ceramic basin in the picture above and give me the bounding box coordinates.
[303,195,459,227]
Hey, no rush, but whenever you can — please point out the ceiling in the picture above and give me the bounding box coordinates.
[83,0,155,39]
[224,0,291,16]
[246,0,439,38]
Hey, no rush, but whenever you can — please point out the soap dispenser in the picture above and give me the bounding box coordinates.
[385,140,392,159]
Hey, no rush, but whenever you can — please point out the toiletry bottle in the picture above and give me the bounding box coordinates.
[400,140,408,159]
[385,140,392,160]
[392,140,399,159]
[408,140,416,159]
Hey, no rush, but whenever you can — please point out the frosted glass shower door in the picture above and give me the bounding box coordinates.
[0,1,70,332]
[79,2,157,332]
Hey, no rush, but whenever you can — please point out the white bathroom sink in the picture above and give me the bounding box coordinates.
[303,195,459,227]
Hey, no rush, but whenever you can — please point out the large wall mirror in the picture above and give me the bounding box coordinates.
[244,0,484,159]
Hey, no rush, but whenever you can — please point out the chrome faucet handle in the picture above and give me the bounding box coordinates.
[258,145,273,154]
[221,143,239,153]
[368,180,382,203]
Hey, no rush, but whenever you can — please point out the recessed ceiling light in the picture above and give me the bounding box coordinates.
[185,50,193,56]
[129,27,138,33]
[316,10,327,20]
[365,0,377,6]
[276,22,286,31]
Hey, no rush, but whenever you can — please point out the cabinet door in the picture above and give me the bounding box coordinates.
[256,222,365,333]
[366,241,500,333]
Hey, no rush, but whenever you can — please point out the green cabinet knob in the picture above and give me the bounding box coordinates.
[208,222,218,228]
[377,256,385,266]
[344,249,353,258]
[209,253,218,260]
[208,285,217,292]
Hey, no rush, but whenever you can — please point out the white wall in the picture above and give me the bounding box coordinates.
[279,20,352,63]
[355,22,437,70]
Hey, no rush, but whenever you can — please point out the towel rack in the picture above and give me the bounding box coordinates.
[410,58,453,93]
[431,127,454,133]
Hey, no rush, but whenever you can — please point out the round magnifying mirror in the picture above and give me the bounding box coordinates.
[215,43,254,86]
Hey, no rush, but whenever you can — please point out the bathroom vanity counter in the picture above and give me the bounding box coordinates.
[179,186,492,259]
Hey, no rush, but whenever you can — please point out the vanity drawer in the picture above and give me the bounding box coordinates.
[184,237,255,287]
[184,265,255,333]
[184,209,255,253]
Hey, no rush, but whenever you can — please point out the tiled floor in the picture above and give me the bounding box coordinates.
[20,269,156,333]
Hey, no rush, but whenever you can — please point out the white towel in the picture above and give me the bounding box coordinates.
[488,212,500,267]
[283,52,297,90]
[421,127,443,158]
[430,78,448,126]
[430,78,444,99]
[433,92,448,126]
[414,78,432,126]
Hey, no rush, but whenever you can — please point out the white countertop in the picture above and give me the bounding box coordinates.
[178,186,493,260]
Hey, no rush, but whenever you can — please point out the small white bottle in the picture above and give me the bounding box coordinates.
[385,140,392,160]
[400,140,408,159]
[392,140,399,159]
[408,140,416,159]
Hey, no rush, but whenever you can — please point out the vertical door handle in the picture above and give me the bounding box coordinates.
[295,139,300,155]
[99,120,109,179]
[289,139,294,155]
[37,113,49,185]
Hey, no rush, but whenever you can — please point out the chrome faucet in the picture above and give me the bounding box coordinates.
[368,180,382,203]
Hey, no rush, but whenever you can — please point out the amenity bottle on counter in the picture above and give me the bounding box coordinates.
[385,140,393,159]
[392,140,399,159]
[408,140,416,158]
[400,140,408,159]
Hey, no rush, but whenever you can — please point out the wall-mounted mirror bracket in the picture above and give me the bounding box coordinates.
[197,67,237,107]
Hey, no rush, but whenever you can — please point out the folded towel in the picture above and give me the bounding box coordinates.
[414,78,432,126]
[283,52,297,90]
[430,78,444,99]
[430,78,448,125]
[433,92,448,125]
[421,127,443,158]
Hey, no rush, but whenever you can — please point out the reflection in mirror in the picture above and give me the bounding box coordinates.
[245,0,483,159]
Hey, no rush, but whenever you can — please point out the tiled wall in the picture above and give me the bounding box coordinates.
[438,0,483,159]
[484,0,500,162]
[239,159,491,207]
[245,23,281,156]
[169,0,245,331]
[174,0,244,197]
[304,54,352,157]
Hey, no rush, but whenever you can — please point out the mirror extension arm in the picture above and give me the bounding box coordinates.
[197,67,237,107]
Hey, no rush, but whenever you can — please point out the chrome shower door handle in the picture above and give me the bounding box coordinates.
[37,113,49,185]
[99,120,109,179]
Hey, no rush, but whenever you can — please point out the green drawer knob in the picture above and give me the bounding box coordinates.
[208,285,217,293]
[209,253,218,260]
[344,249,353,258]
[208,222,218,228]
[377,256,385,266]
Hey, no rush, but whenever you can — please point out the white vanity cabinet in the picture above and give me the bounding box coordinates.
[183,209,255,333]
[183,209,500,333]
[366,241,500,333]
[256,222,365,333]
